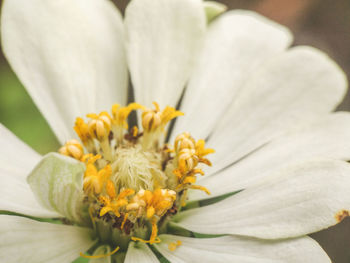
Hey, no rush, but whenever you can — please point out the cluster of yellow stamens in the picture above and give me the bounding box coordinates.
[82,154,112,196]
[129,189,176,244]
[99,188,134,217]
[173,132,214,196]
[112,103,144,143]
[142,102,183,133]
[59,101,214,253]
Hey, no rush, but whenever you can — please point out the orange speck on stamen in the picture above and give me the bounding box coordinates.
[168,240,182,251]
[335,210,350,222]
[132,126,138,137]
[173,169,184,179]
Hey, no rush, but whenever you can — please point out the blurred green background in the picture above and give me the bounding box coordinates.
[1,0,350,262]
[0,59,60,153]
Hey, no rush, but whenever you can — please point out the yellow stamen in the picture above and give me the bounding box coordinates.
[195,139,215,157]
[118,189,135,200]
[160,106,184,128]
[106,180,116,199]
[58,139,84,160]
[131,236,161,244]
[189,185,211,195]
[149,219,159,244]
[112,103,144,129]
[121,213,129,230]
[80,246,120,259]
[199,158,212,167]
[131,218,160,244]
[89,206,97,231]
[175,132,195,152]
[190,168,205,176]
[100,206,113,217]
[132,126,138,137]
[82,153,101,164]
[182,176,196,185]
[146,206,155,219]
[142,102,183,132]
[74,117,92,144]
[99,188,135,218]
[153,102,160,112]
[173,169,184,179]
[87,111,112,140]
[83,158,111,195]
[178,148,198,173]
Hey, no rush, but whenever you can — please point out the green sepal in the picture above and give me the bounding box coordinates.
[27,152,86,224]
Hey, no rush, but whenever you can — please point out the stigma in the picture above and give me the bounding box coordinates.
[59,102,214,248]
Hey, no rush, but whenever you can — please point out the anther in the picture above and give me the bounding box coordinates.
[87,112,112,141]
[58,139,84,160]
[178,148,199,173]
[141,102,183,133]
[175,132,195,152]
[112,103,144,143]
[74,118,92,145]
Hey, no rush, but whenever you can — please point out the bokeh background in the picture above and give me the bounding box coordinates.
[1,0,350,261]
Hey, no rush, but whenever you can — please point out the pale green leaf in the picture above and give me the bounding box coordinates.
[204,1,227,23]
[27,152,86,223]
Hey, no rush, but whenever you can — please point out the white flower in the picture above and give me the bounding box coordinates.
[1,0,350,262]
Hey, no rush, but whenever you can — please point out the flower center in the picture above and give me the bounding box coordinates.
[58,102,214,252]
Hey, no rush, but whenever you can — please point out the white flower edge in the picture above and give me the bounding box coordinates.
[191,112,350,200]
[125,0,206,108]
[124,242,159,263]
[206,46,347,174]
[0,215,95,263]
[0,125,59,218]
[171,9,293,140]
[1,0,128,144]
[175,159,350,239]
[155,234,330,263]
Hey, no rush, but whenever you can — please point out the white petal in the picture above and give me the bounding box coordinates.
[27,153,86,223]
[0,124,40,174]
[176,160,350,239]
[0,125,58,217]
[191,112,350,200]
[0,215,94,263]
[124,242,159,263]
[172,10,292,141]
[125,0,206,108]
[90,245,111,263]
[207,46,348,174]
[155,234,330,263]
[1,0,128,144]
